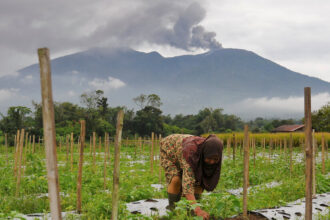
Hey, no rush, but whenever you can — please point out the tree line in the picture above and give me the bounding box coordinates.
[0,90,328,144]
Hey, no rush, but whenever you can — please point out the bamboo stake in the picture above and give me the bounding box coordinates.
[326,138,328,161]
[5,133,8,165]
[66,135,69,162]
[28,135,32,154]
[99,136,102,153]
[22,132,28,176]
[103,133,108,190]
[32,135,35,154]
[14,130,20,176]
[93,132,96,170]
[25,132,28,154]
[150,132,155,174]
[269,139,272,162]
[253,138,256,168]
[58,137,62,152]
[111,110,124,220]
[16,129,24,197]
[38,47,62,220]
[139,137,142,153]
[89,136,92,156]
[304,87,312,220]
[290,133,293,175]
[70,132,74,172]
[159,134,162,184]
[312,130,316,197]
[262,138,266,158]
[227,137,231,156]
[243,125,249,218]
[14,134,17,151]
[77,120,85,213]
[232,134,236,163]
[321,134,325,174]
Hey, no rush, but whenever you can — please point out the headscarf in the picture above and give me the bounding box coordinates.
[182,134,223,191]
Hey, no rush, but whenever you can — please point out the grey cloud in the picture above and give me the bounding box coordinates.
[0,0,221,55]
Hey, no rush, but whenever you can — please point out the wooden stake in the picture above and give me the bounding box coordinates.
[93,132,96,170]
[28,135,32,154]
[38,47,62,220]
[111,110,124,220]
[269,139,273,162]
[99,136,101,153]
[16,129,24,197]
[227,137,231,156]
[66,135,69,162]
[321,134,325,174]
[159,134,162,184]
[77,120,85,213]
[70,133,74,172]
[150,132,154,174]
[104,133,108,190]
[253,138,256,168]
[290,133,293,175]
[304,87,312,220]
[233,134,236,163]
[139,137,142,153]
[58,137,62,152]
[89,136,92,156]
[243,125,250,218]
[32,135,35,153]
[14,130,20,176]
[262,138,266,158]
[312,130,316,197]
[5,133,8,165]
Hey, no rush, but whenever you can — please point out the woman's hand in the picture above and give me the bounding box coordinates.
[194,206,209,220]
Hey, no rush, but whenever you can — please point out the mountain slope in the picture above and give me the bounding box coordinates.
[1,47,329,118]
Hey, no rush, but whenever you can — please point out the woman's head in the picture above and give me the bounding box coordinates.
[202,135,222,177]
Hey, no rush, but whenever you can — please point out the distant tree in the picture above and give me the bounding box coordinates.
[133,106,163,137]
[97,97,109,118]
[146,94,162,108]
[0,106,32,135]
[133,93,163,109]
[80,90,104,111]
[312,102,330,132]
[133,94,147,109]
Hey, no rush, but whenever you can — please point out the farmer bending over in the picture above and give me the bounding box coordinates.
[160,134,223,219]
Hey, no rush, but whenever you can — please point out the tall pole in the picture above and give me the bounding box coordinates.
[16,129,24,197]
[150,132,154,174]
[5,133,8,165]
[304,87,312,220]
[321,134,325,174]
[70,132,74,172]
[38,48,62,220]
[312,130,316,197]
[243,125,250,218]
[77,120,85,213]
[111,110,124,220]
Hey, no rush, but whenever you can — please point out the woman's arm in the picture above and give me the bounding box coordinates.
[185,194,209,219]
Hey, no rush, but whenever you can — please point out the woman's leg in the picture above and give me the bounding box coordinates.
[168,175,182,194]
[167,175,182,210]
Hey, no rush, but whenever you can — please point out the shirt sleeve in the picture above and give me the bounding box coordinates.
[179,154,195,195]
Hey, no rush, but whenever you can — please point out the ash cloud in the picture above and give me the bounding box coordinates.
[171,2,222,50]
[0,1,221,56]
[91,1,222,51]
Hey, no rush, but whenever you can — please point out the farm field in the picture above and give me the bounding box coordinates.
[0,133,329,219]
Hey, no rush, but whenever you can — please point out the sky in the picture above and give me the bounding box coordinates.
[0,0,329,118]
